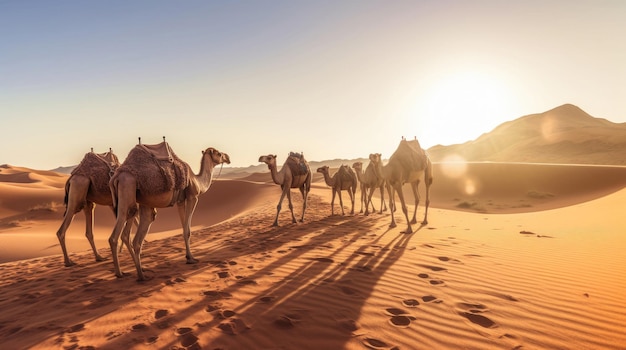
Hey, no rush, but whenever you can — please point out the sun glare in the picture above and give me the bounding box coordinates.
[425,70,511,146]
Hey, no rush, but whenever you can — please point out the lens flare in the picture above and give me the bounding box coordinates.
[440,154,467,179]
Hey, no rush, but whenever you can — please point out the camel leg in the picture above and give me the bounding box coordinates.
[109,217,129,278]
[56,209,78,267]
[365,186,377,216]
[83,202,106,262]
[349,187,355,215]
[132,206,157,281]
[273,186,288,226]
[330,188,336,216]
[409,182,420,225]
[299,184,309,223]
[423,179,431,225]
[358,184,364,213]
[379,184,388,213]
[387,183,397,229]
[178,198,200,264]
[394,184,413,234]
[337,188,345,216]
[286,188,297,224]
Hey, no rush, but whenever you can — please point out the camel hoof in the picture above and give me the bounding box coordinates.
[95,256,108,262]
[64,260,77,267]
[186,258,199,264]
[389,223,397,229]
[137,275,154,282]
[272,222,279,227]
[421,220,428,226]
[115,272,131,278]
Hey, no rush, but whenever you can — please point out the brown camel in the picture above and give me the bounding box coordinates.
[352,153,387,215]
[316,164,357,215]
[56,149,120,267]
[258,152,312,226]
[383,137,433,233]
[108,141,230,281]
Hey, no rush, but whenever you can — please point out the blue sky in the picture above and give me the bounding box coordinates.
[2,1,625,170]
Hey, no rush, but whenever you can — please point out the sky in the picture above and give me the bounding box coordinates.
[1,0,625,171]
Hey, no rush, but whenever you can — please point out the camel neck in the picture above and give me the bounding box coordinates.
[268,163,283,185]
[196,154,216,192]
[322,171,333,187]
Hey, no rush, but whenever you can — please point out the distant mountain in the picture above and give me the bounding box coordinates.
[50,166,75,174]
[427,104,626,165]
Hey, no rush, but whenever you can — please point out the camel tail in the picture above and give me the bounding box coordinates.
[63,178,71,216]
[425,154,433,186]
[109,175,119,217]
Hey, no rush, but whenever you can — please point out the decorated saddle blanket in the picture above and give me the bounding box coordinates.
[117,142,190,196]
[138,142,174,162]
[71,151,120,194]
[286,152,309,177]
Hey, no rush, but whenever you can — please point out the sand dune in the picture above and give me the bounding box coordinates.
[1,162,625,349]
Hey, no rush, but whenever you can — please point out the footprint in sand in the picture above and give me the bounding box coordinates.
[257,296,276,303]
[421,295,442,303]
[154,309,169,319]
[362,337,398,350]
[67,323,85,333]
[131,323,149,331]
[458,311,497,328]
[216,309,237,319]
[384,307,416,328]
[218,318,250,335]
[417,264,448,272]
[457,302,488,313]
[339,285,359,296]
[202,290,232,299]
[181,334,200,349]
[456,302,497,328]
[438,256,462,264]
[217,271,230,279]
[402,299,420,307]
[429,279,445,286]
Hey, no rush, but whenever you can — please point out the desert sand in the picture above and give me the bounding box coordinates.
[1,162,626,349]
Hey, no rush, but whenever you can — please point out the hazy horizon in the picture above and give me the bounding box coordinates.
[2,1,625,171]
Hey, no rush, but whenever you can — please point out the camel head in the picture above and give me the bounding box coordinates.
[352,161,363,172]
[203,147,231,165]
[258,154,278,169]
[369,153,382,164]
[316,165,329,174]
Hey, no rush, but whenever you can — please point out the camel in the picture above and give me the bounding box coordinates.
[352,153,387,215]
[108,140,230,281]
[56,149,120,267]
[382,137,433,233]
[258,152,312,226]
[316,164,357,215]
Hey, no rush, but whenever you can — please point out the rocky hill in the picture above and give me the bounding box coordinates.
[427,104,626,165]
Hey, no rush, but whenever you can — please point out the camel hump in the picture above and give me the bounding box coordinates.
[338,164,355,182]
[120,143,190,196]
[391,139,427,170]
[138,142,174,162]
[72,151,118,176]
[286,152,309,176]
[94,150,120,167]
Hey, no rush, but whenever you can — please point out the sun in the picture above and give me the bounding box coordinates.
[424,70,512,146]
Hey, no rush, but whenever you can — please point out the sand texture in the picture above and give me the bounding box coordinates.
[1,162,625,349]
